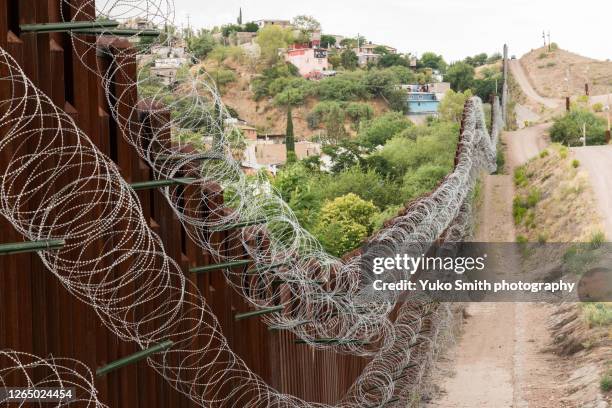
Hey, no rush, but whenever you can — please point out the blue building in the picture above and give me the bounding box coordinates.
[407,92,440,114]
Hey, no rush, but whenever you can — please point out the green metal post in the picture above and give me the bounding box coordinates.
[209,218,267,232]
[96,340,173,377]
[189,259,252,274]
[129,178,196,191]
[20,20,119,33]
[234,306,284,321]
[0,239,65,256]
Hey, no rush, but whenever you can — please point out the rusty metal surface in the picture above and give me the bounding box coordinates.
[0,2,368,406]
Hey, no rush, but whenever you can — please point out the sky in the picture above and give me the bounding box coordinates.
[166,0,612,62]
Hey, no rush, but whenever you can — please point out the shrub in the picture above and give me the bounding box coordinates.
[539,150,549,158]
[572,159,580,168]
[550,109,607,146]
[358,112,413,148]
[402,165,449,201]
[526,188,541,207]
[314,193,379,256]
[210,68,237,88]
[516,235,528,244]
[316,73,369,101]
[345,102,374,124]
[581,303,612,328]
[514,166,528,187]
[590,231,605,249]
[593,102,604,113]
[601,373,612,392]
[513,197,528,224]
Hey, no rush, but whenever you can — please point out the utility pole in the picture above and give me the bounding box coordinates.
[547,31,551,51]
[543,31,546,48]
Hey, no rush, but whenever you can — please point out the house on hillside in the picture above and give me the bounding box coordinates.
[242,140,321,174]
[401,82,451,120]
[150,56,189,86]
[285,44,330,78]
[353,42,397,66]
[254,19,292,29]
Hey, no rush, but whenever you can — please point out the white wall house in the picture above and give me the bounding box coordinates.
[284,48,330,78]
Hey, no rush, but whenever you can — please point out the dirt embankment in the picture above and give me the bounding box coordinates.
[513,144,604,242]
[520,46,612,99]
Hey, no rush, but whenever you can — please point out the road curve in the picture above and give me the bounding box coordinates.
[509,60,561,109]
[571,146,612,238]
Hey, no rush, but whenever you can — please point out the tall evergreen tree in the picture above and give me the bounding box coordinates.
[237,8,243,25]
[286,106,296,163]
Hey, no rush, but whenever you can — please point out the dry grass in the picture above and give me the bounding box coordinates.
[521,46,612,98]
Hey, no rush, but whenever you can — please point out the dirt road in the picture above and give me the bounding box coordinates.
[430,127,568,407]
[509,60,561,109]
[571,146,612,238]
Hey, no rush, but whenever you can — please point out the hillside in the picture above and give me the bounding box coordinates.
[199,58,390,139]
[520,46,612,98]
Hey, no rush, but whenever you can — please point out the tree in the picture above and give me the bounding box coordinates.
[314,193,379,257]
[187,31,216,59]
[445,61,475,92]
[473,67,502,101]
[378,53,410,68]
[256,25,294,64]
[321,35,337,48]
[550,109,607,146]
[244,22,259,32]
[340,49,359,70]
[464,53,488,67]
[358,112,413,148]
[292,15,322,32]
[438,89,473,123]
[373,46,390,55]
[328,52,341,69]
[285,106,296,163]
[402,164,449,201]
[221,24,242,38]
[339,36,366,49]
[419,52,447,72]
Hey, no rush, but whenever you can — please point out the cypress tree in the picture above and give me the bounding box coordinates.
[286,106,297,163]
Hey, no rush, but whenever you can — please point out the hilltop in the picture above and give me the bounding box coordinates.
[520,46,612,98]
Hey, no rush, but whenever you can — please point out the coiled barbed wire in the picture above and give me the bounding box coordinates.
[0,0,503,405]
[56,0,502,349]
[0,351,106,407]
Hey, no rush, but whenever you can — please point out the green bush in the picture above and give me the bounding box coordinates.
[572,159,580,168]
[590,231,606,249]
[593,102,604,113]
[313,193,379,257]
[581,303,612,328]
[316,72,369,101]
[550,109,607,146]
[539,150,549,158]
[210,68,237,88]
[514,166,528,187]
[601,371,612,392]
[402,165,449,201]
[516,235,528,244]
[345,102,374,123]
[358,112,413,148]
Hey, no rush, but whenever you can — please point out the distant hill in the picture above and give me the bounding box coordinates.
[520,46,612,98]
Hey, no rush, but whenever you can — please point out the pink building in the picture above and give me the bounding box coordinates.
[284,47,330,78]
